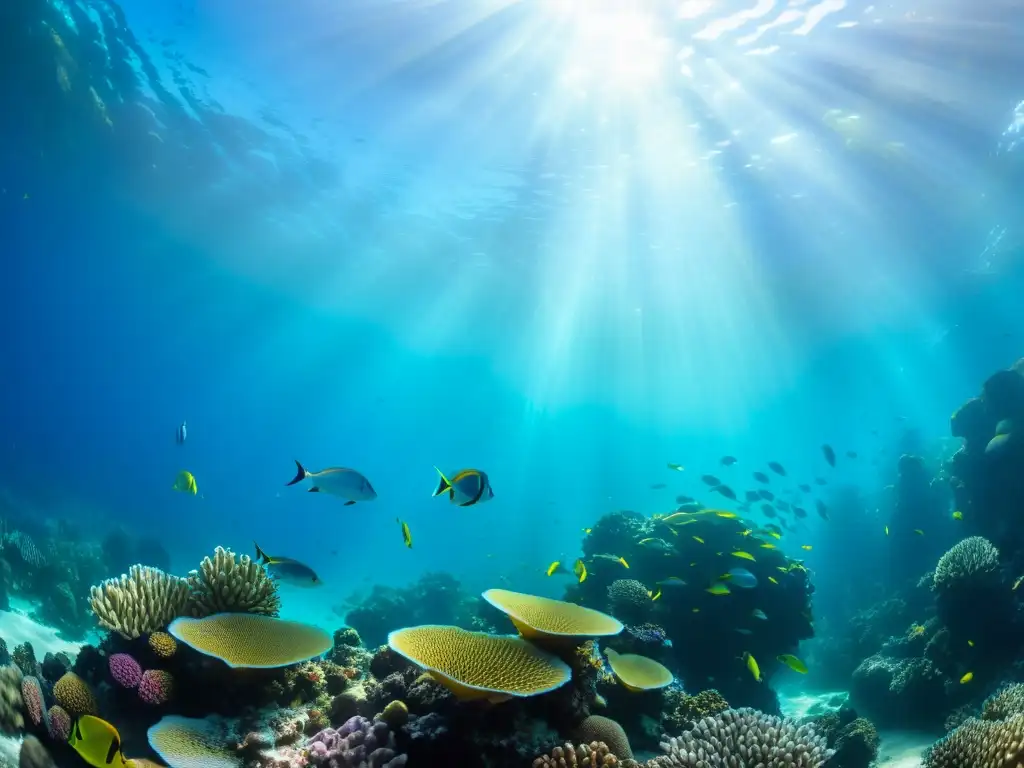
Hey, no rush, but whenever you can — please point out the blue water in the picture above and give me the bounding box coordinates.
[1,0,1022,632]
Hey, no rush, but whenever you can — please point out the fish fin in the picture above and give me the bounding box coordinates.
[461,474,487,506]
[106,734,120,765]
[344,500,356,506]
[287,460,308,486]
[432,466,452,497]
[308,487,320,493]
[254,541,271,564]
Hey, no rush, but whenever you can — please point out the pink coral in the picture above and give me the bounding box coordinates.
[109,653,143,689]
[138,669,174,705]
[21,676,44,727]
[47,705,71,742]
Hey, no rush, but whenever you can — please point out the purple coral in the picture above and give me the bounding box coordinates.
[21,676,44,727]
[108,653,143,689]
[138,669,174,705]
[306,716,407,768]
[47,705,71,742]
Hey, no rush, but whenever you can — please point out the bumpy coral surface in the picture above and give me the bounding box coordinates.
[168,613,332,668]
[0,664,23,733]
[653,708,832,767]
[576,715,634,760]
[21,676,44,727]
[46,705,70,742]
[306,716,407,767]
[109,653,143,689]
[925,714,1024,768]
[89,565,191,639]
[187,546,280,617]
[533,741,625,767]
[482,589,624,640]
[933,537,999,593]
[147,715,242,768]
[52,672,96,717]
[607,580,651,620]
[139,669,174,705]
[148,631,178,658]
[983,684,1024,721]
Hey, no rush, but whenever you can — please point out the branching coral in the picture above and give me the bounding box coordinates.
[983,684,1024,721]
[89,565,190,639]
[933,537,999,593]
[186,546,280,617]
[924,714,1024,768]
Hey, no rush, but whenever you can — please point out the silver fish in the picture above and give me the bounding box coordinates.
[287,460,377,505]
[254,542,322,587]
[176,420,187,445]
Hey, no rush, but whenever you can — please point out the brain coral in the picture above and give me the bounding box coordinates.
[924,714,1024,768]
[482,589,624,641]
[148,631,178,658]
[168,613,332,668]
[653,708,831,768]
[604,649,673,692]
[387,624,571,701]
[187,546,280,617]
[109,653,143,689]
[89,565,191,639]
[576,715,634,761]
[53,672,97,717]
[933,537,999,593]
[533,741,626,767]
[138,669,174,705]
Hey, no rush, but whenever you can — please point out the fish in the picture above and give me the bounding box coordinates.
[638,537,672,551]
[736,628,753,635]
[766,531,782,540]
[675,495,695,504]
[582,527,593,535]
[714,510,738,519]
[546,561,567,577]
[745,491,761,502]
[815,500,829,520]
[744,652,761,682]
[767,462,786,476]
[254,542,322,586]
[648,588,662,601]
[760,543,776,550]
[591,554,630,568]
[822,445,836,467]
[726,568,758,588]
[752,609,767,620]
[753,472,770,484]
[721,456,738,465]
[777,654,808,674]
[658,576,688,588]
[175,420,187,445]
[798,484,811,493]
[667,463,685,471]
[953,511,963,521]
[172,470,197,495]
[692,536,705,544]
[701,474,722,486]
[960,672,974,684]
[801,545,812,551]
[768,576,779,585]
[1014,575,1024,591]
[431,467,493,507]
[909,624,925,637]
[706,583,730,595]
[815,477,828,485]
[397,520,413,549]
[288,461,377,505]
[968,640,975,647]
[573,559,587,583]
[794,507,807,519]
[885,526,889,536]
[776,500,791,511]
[713,485,737,501]
[650,483,667,490]
[846,450,857,459]
[731,551,756,561]
[69,715,133,768]
[914,529,925,535]
[758,490,775,501]
[739,529,753,536]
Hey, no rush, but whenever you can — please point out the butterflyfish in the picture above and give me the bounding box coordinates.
[69,715,133,768]
[172,470,197,495]
[546,561,566,577]
[253,542,322,586]
[573,559,587,583]
[287,460,377,505]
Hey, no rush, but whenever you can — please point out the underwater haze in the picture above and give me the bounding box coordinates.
[1,0,1024,765]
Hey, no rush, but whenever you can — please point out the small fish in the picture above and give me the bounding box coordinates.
[713,485,737,500]
[776,500,791,511]
[798,484,811,493]
[638,537,672,551]
[706,583,731,595]
[753,472,770,484]
[815,477,828,485]
[648,588,662,601]
[846,450,857,459]
[288,460,377,505]
[658,576,688,588]
[745,490,761,502]
[721,456,738,465]
[667,462,685,471]
[960,672,973,684]
[546,561,567,577]
[714,510,738,519]
[767,462,786,476]
[731,551,756,561]
[432,466,493,507]
[914,529,924,535]
[693,536,705,544]
[591,554,630,568]
[1014,575,1024,591]
[909,624,925,637]
[968,640,975,647]
[822,445,836,467]
[736,628,753,635]
[701,474,721,486]
[739,529,753,536]
[815,500,829,520]
[573,559,587,583]
[582,527,593,535]
[752,609,767,620]
[760,543,776,550]
[768,576,779,585]
[69,715,133,768]
[777,654,808,674]
[692,607,700,613]
[757,490,775,502]
[885,526,889,536]
[727,568,758,588]
[953,511,963,521]
[175,420,187,445]
[397,520,413,548]
[650,483,667,490]
[744,652,762,682]
[172,470,197,495]
[254,542,322,586]
[675,495,695,504]
[801,545,812,551]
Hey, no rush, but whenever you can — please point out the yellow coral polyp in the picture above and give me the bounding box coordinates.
[604,648,674,692]
[387,625,571,703]
[482,589,624,642]
[148,631,178,658]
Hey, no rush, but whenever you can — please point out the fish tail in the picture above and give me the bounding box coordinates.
[432,466,452,497]
[254,541,269,564]
[287,460,308,486]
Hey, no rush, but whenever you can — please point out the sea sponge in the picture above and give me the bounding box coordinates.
[933,537,999,593]
[148,631,178,658]
[20,676,44,727]
[147,715,242,768]
[187,546,280,617]
[108,653,143,689]
[168,613,333,669]
[89,565,191,639]
[604,649,673,692]
[46,705,70,742]
[482,589,624,642]
[983,684,1024,721]
[387,624,571,702]
[576,715,634,760]
[533,741,624,767]
[138,669,174,705]
[52,672,97,717]
[654,708,832,767]
[0,664,24,733]
[924,714,1024,768]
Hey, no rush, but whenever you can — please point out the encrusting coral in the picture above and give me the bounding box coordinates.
[89,565,190,639]
[187,546,280,617]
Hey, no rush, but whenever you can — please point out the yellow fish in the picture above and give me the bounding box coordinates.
[573,559,587,583]
[776,566,788,573]
[760,543,776,550]
[768,576,779,584]
[648,588,662,601]
[582,528,593,535]
[884,526,889,536]
[731,551,756,561]
[914,529,924,535]
[714,511,738,519]
[692,607,700,613]
[767,532,782,540]
[172,470,197,495]
[397,519,412,548]
[693,536,705,544]
[744,652,761,682]
[777,654,807,674]
[968,640,975,647]
[909,624,925,637]
[960,672,973,684]
[952,511,963,520]
[739,529,753,536]
[618,557,630,569]
[545,561,562,577]
[801,545,812,551]
[69,715,134,768]
[707,583,730,596]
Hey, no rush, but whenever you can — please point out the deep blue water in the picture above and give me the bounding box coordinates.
[1,0,1022,629]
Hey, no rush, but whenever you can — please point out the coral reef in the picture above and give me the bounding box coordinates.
[924,714,1024,768]
[89,565,190,639]
[575,715,633,760]
[662,689,730,734]
[52,671,96,717]
[0,665,24,734]
[139,669,174,705]
[533,741,629,767]
[186,546,280,617]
